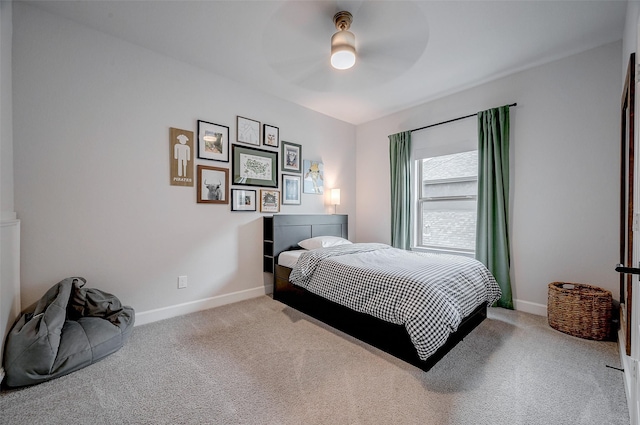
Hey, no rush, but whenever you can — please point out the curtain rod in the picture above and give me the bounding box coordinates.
[410,103,517,133]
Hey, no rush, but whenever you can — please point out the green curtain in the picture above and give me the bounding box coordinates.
[476,106,513,309]
[389,131,412,250]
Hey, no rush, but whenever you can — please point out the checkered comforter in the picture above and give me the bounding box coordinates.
[289,243,501,360]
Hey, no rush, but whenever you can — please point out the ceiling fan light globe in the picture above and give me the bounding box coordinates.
[331,30,356,70]
[331,50,356,70]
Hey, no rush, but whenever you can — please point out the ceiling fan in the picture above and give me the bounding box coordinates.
[262,1,430,93]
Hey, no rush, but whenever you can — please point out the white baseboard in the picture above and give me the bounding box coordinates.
[134,284,273,326]
[134,286,547,326]
[514,299,547,316]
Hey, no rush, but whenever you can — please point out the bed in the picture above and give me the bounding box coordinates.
[263,214,501,371]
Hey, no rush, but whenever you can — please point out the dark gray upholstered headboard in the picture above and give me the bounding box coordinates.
[263,214,348,273]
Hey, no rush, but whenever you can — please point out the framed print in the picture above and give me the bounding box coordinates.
[237,116,260,146]
[303,160,324,194]
[231,189,257,211]
[260,189,280,213]
[282,174,301,205]
[169,127,194,187]
[281,141,302,173]
[197,120,229,162]
[197,165,229,204]
[232,145,278,187]
[263,124,279,148]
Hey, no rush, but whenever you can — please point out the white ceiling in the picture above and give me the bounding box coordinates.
[25,0,628,125]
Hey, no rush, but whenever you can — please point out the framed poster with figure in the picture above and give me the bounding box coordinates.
[169,127,194,187]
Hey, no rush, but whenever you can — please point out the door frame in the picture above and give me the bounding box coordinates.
[620,52,635,356]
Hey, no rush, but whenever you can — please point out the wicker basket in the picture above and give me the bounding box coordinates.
[547,282,612,341]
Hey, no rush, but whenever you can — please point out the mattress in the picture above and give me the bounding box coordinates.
[277,249,305,268]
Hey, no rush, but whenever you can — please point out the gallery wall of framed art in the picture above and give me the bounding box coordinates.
[169,113,316,214]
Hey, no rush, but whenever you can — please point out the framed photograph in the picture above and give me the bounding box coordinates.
[197,120,229,162]
[231,189,257,211]
[197,165,229,204]
[281,141,302,173]
[237,116,260,146]
[260,189,280,213]
[263,124,279,148]
[232,145,278,187]
[282,174,301,205]
[303,160,324,194]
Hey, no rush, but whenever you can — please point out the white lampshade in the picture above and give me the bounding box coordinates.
[331,30,356,70]
[331,188,341,206]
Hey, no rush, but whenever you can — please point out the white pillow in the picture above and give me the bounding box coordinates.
[298,236,352,250]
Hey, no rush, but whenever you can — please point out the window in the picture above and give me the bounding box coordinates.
[415,150,478,254]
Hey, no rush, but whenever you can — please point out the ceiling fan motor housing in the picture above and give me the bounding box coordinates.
[331,11,356,69]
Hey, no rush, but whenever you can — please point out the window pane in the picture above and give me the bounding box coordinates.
[421,151,478,198]
[417,150,478,252]
[422,151,478,180]
[420,199,476,251]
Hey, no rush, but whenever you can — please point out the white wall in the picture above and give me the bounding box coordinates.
[0,0,12,217]
[8,1,623,324]
[11,3,356,321]
[623,1,640,82]
[356,41,622,315]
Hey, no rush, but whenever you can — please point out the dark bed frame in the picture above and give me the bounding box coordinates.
[263,214,488,372]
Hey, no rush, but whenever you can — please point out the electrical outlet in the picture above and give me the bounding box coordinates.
[178,275,187,289]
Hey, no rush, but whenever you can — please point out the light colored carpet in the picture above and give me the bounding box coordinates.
[0,295,629,424]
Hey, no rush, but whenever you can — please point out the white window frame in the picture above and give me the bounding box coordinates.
[409,116,478,257]
[414,163,477,257]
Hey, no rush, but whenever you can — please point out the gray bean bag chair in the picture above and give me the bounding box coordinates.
[3,277,134,387]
